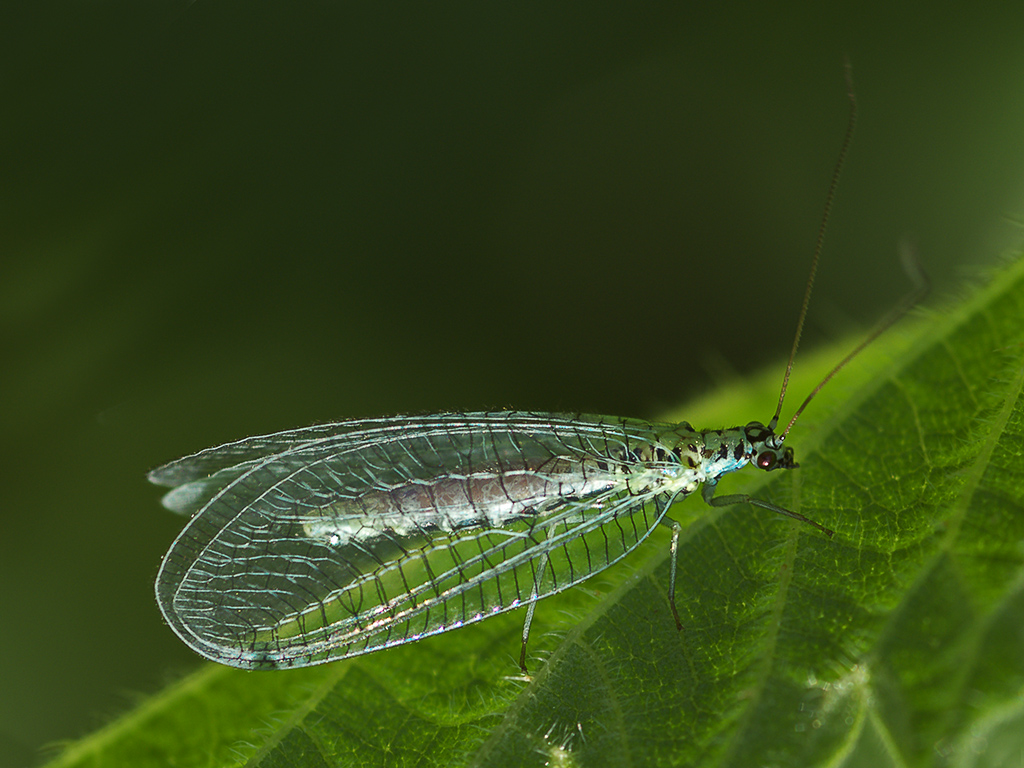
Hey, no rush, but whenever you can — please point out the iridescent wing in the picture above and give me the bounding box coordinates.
[151,412,678,669]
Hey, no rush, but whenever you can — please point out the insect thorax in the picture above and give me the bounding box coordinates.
[657,419,795,489]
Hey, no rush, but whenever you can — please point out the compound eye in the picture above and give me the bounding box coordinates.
[756,451,777,470]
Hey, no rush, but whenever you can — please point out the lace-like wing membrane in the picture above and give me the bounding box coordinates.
[154,413,671,668]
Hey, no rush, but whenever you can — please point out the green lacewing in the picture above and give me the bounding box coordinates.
[150,76,925,671]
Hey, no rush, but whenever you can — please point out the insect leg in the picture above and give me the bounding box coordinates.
[700,481,834,537]
[655,497,684,631]
[666,517,683,630]
[519,584,540,673]
[518,526,555,673]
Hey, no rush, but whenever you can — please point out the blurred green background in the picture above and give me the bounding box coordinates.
[3,2,1024,765]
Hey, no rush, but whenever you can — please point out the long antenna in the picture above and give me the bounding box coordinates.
[781,246,929,437]
[770,62,857,430]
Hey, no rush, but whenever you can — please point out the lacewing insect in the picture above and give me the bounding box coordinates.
[150,76,926,671]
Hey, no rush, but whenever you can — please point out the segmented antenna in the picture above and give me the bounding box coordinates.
[770,62,857,431]
[781,246,929,438]
[770,64,930,439]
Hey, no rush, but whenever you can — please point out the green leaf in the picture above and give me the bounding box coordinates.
[47,256,1024,768]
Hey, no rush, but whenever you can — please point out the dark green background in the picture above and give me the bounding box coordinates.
[3,3,1023,766]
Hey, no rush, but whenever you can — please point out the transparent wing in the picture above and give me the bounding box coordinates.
[153,411,679,669]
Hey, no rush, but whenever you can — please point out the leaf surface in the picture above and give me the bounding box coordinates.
[48,257,1024,768]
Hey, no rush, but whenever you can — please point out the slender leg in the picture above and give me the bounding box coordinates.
[701,482,834,538]
[667,516,683,631]
[519,540,551,673]
[655,496,684,631]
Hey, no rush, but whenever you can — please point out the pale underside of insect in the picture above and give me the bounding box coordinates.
[150,411,821,670]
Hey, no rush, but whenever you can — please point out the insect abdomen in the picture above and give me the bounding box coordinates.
[303,464,623,543]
